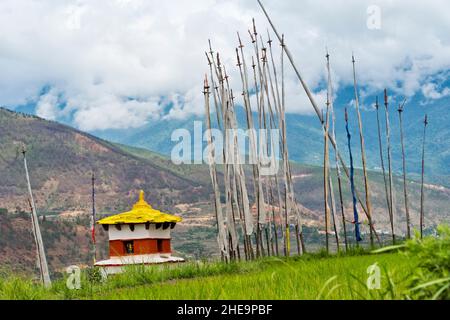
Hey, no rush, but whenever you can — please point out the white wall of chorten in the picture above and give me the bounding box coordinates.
[108,223,172,240]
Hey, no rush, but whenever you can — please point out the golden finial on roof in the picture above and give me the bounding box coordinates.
[132,190,152,210]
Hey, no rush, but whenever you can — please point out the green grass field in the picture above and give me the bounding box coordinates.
[103,253,416,300]
[0,251,416,300]
[1,225,448,300]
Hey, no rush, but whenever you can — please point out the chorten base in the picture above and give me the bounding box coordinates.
[95,253,185,275]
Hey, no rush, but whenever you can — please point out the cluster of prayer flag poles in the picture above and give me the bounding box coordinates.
[200,1,432,258]
[201,1,432,258]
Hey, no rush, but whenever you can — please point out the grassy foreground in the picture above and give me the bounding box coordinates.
[104,252,415,300]
[0,225,448,300]
[0,251,415,300]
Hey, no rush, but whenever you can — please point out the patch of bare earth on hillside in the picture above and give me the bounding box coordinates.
[174,202,214,227]
[59,210,87,220]
[74,133,110,153]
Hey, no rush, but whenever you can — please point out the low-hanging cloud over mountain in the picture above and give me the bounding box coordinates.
[0,0,449,130]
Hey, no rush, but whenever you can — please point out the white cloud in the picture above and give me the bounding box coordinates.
[68,93,163,131]
[36,89,60,120]
[0,0,449,130]
[421,83,450,100]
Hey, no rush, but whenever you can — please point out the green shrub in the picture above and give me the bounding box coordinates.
[403,225,450,300]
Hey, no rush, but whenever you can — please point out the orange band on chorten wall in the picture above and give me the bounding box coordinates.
[109,239,171,257]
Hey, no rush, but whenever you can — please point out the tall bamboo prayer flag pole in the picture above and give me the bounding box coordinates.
[420,114,428,239]
[375,97,394,244]
[351,55,374,247]
[398,99,411,239]
[281,34,290,256]
[325,51,341,251]
[344,109,362,243]
[258,39,273,256]
[91,171,97,264]
[384,89,396,243]
[248,54,265,257]
[260,38,280,256]
[265,32,283,256]
[327,157,340,252]
[26,198,40,275]
[328,54,347,250]
[323,105,331,253]
[22,146,51,287]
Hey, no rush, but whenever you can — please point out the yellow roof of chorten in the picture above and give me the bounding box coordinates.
[97,190,182,225]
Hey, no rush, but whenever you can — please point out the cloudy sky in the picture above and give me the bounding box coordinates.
[0,0,449,131]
